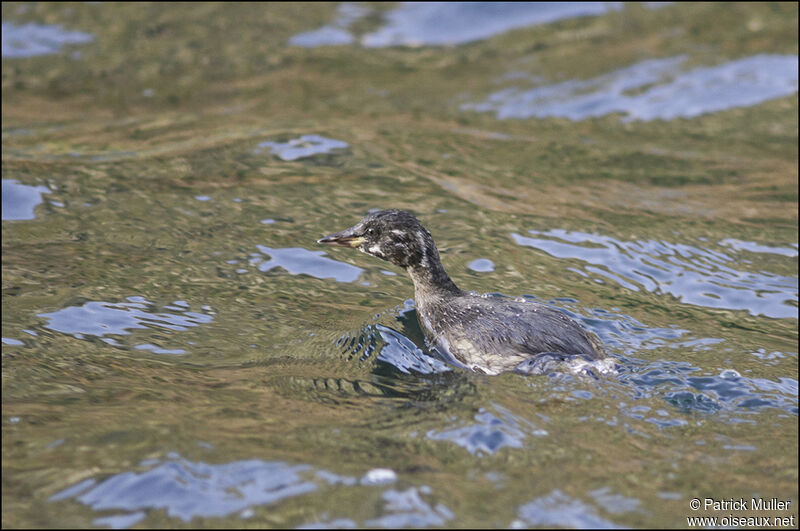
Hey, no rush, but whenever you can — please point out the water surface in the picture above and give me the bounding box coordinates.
[2,2,797,528]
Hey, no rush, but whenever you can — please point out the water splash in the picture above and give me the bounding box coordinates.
[574,306,798,418]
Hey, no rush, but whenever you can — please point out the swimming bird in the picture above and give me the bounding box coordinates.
[318,209,605,375]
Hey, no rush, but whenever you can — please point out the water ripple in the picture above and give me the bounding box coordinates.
[2,179,51,221]
[255,245,363,283]
[467,258,495,272]
[2,21,94,58]
[513,489,621,528]
[512,230,798,318]
[464,54,799,121]
[426,403,547,455]
[50,453,447,528]
[50,454,323,522]
[362,2,622,47]
[37,296,213,354]
[334,287,796,420]
[289,3,367,47]
[364,487,454,528]
[253,134,349,161]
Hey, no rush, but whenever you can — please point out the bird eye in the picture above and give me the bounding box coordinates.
[367,228,375,236]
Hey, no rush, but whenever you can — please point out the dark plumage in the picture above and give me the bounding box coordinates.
[318,209,605,375]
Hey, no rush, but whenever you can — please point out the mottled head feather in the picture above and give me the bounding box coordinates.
[324,209,435,268]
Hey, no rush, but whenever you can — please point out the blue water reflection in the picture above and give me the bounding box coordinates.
[92,512,146,530]
[2,179,51,221]
[427,403,547,455]
[364,487,454,527]
[299,486,452,528]
[590,487,644,515]
[512,230,798,318]
[513,489,621,528]
[2,337,25,346]
[465,55,799,121]
[51,455,321,522]
[2,21,94,58]
[255,245,363,283]
[289,3,368,47]
[37,296,213,353]
[719,239,798,258]
[362,2,620,47]
[468,258,495,272]
[253,135,349,161]
[50,453,445,528]
[290,2,625,49]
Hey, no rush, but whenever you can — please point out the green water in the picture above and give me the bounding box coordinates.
[2,2,797,528]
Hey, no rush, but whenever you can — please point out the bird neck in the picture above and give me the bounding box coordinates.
[407,251,462,299]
